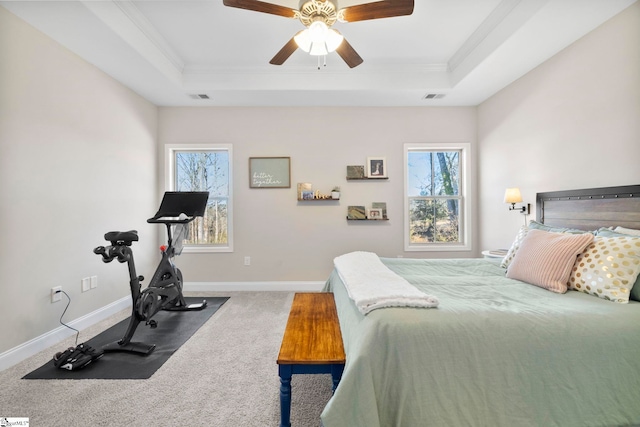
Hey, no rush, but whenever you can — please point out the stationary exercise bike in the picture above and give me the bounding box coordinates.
[94,191,209,355]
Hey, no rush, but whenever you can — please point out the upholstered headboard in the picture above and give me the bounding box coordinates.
[536,184,640,231]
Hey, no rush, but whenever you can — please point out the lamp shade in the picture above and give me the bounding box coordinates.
[294,21,343,56]
[504,187,523,204]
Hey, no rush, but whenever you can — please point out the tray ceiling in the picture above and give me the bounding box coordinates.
[1,0,636,106]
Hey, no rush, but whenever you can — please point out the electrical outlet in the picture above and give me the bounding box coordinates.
[51,286,62,303]
[81,277,90,292]
[90,275,98,289]
[244,256,251,266]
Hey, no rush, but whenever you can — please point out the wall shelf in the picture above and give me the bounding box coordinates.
[346,177,389,181]
[346,217,389,221]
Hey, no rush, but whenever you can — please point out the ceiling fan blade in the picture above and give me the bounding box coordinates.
[269,37,299,65]
[335,38,363,68]
[340,0,414,22]
[223,0,297,18]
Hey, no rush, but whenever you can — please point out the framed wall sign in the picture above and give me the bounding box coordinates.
[249,157,291,188]
[367,157,387,178]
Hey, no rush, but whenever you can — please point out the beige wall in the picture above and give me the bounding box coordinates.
[0,7,158,354]
[2,1,639,359]
[159,107,478,283]
[477,2,640,251]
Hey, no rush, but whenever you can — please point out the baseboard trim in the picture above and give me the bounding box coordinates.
[184,281,326,292]
[0,296,131,372]
[2,282,326,372]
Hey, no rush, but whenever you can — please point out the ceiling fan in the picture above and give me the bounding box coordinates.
[222,0,414,68]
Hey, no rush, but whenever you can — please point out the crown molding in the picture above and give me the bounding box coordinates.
[82,0,184,83]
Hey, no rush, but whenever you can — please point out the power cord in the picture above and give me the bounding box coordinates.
[57,290,80,346]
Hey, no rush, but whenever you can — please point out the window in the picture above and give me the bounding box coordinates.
[404,143,471,251]
[165,144,233,252]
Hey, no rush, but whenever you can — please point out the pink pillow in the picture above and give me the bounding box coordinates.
[506,229,594,293]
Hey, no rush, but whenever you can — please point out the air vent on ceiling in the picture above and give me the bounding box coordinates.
[188,94,210,100]
[423,93,446,100]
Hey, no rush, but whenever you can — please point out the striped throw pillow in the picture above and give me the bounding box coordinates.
[506,229,594,293]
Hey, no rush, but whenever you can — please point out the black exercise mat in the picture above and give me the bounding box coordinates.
[24,297,228,380]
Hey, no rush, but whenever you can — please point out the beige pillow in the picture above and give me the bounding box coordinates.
[614,226,640,236]
[500,226,529,268]
[568,236,640,303]
[506,229,594,293]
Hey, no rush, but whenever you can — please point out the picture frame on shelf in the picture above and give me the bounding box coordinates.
[347,165,365,179]
[249,157,291,188]
[297,182,312,199]
[366,157,387,178]
[347,206,366,220]
[368,208,383,219]
[372,202,387,219]
[301,190,314,200]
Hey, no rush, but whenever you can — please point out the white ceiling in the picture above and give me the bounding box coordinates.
[2,0,636,107]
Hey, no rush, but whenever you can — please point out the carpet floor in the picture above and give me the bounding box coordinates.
[0,292,333,427]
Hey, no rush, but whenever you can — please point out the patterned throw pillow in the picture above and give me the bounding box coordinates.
[500,226,529,268]
[506,229,594,293]
[568,236,640,303]
[597,228,640,301]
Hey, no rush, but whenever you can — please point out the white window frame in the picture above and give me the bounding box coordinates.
[165,144,233,253]
[404,142,472,252]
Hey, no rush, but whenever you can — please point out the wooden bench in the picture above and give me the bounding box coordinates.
[277,292,346,427]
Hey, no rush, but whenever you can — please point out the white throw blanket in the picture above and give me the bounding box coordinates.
[334,251,439,314]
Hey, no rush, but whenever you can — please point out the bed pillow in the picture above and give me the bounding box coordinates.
[568,236,640,303]
[506,229,594,293]
[500,223,590,269]
[500,225,529,268]
[527,220,566,233]
[596,228,627,238]
[614,226,640,236]
[528,220,590,235]
[594,228,640,301]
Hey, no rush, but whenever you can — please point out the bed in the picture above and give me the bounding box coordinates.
[321,185,640,427]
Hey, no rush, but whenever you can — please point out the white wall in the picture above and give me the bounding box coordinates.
[0,7,158,355]
[477,2,640,251]
[2,0,638,361]
[158,107,478,283]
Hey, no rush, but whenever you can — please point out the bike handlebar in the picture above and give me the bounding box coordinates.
[146,215,195,225]
[93,244,130,263]
[93,246,111,263]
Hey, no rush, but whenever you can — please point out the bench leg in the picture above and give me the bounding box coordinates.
[331,364,344,393]
[279,365,292,427]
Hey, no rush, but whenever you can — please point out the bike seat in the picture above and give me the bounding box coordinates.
[104,230,138,244]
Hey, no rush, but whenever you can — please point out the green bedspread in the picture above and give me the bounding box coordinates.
[321,257,640,427]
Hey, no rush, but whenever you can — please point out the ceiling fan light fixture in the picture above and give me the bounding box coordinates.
[294,21,343,56]
[325,28,344,52]
[308,20,327,41]
[294,29,312,52]
[309,40,328,56]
